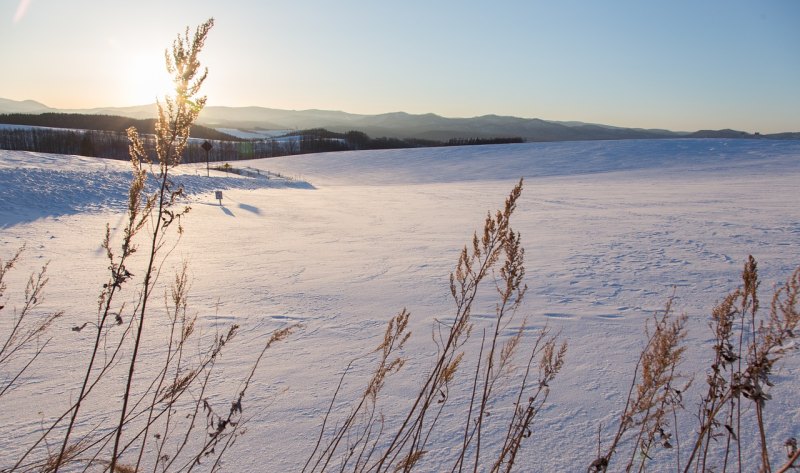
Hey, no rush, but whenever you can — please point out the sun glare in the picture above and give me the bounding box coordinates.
[121,53,174,106]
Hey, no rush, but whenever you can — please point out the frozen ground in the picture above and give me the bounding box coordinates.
[1,139,799,471]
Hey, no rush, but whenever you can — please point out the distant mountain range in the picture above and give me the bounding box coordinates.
[1,97,797,142]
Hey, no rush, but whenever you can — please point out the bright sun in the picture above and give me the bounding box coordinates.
[121,53,175,105]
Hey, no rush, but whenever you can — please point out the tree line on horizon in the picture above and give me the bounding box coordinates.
[0,112,525,163]
[0,113,239,141]
[294,128,524,154]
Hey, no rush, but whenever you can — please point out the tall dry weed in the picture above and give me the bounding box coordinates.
[305,180,567,472]
[0,247,63,399]
[3,19,296,473]
[593,257,800,473]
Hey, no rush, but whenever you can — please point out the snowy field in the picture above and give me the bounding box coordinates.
[1,139,799,471]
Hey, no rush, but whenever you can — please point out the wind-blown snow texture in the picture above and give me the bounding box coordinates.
[1,139,799,471]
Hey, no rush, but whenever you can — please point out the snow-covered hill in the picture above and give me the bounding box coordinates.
[253,138,800,185]
[1,139,798,471]
[0,152,311,226]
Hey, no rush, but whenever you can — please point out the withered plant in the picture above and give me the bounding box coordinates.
[681,258,800,473]
[589,298,689,473]
[592,257,800,473]
[4,19,297,473]
[304,179,568,472]
[2,18,798,473]
[0,247,63,399]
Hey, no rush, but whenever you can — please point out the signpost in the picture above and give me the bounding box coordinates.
[202,140,213,177]
[215,190,223,205]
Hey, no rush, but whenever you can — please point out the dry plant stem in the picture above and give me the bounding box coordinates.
[671,391,681,473]
[0,249,64,468]
[126,229,188,464]
[0,250,62,399]
[14,308,135,471]
[112,320,238,472]
[0,254,53,366]
[393,242,490,453]
[396,180,552,472]
[729,258,760,472]
[77,275,188,467]
[592,333,650,472]
[463,326,563,472]
[110,19,213,472]
[747,263,800,473]
[135,263,190,472]
[371,181,525,472]
[409,332,467,467]
[408,378,449,467]
[350,413,385,472]
[473,243,527,473]
[681,259,800,473]
[13,307,136,472]
[302,360,357,473]
[454,334,485,473]
[337,402,380,471]
[8,19,209,473]
[151,272,195,473]
[46,307,183,470]
[733,299,745,473]
[694,290,739,473]
[742,257,771,472]
[305,311,408,473]
[8,16,297,473]
[732,257,752,473]
[304,180,538,473]
[592,297,686,473]
[684,385,734,473]
[776,447,800,473]
[159,366,216,472]
[175,325,297,473]
[0,342,47,398]
[138,319,240,469]
[111,131,175,470]
[54,151,151,472]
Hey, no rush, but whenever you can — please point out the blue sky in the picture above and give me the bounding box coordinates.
[2,0,798,132]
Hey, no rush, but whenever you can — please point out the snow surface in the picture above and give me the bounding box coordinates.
[0,153,312,227]
[1,139,799,471]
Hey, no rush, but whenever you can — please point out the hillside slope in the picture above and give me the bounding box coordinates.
[1,140,798,471]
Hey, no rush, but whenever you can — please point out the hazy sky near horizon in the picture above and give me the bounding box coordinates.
[2,0,798,133]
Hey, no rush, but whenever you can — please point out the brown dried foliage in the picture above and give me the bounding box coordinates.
[305,179,568,473]
[593,257,800,473]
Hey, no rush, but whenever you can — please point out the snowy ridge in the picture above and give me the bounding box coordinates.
[249,138,800,185]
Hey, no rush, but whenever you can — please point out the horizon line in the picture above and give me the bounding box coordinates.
[2,96,797,135]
